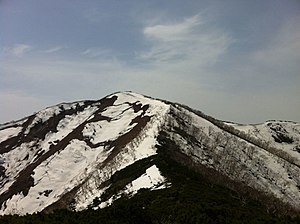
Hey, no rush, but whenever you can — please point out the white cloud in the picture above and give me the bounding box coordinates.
[144,14,203,42]
[0,14,234,122]
[140,14,233,67]
[4,44,32,57]
[82,48,112,58]
[44,46,64,53]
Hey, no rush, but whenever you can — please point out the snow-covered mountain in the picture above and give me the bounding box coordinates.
[0,91,299,215]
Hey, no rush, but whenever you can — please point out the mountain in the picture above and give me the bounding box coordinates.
[0,91,299,219]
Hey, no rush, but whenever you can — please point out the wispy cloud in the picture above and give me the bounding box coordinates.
[82,48,112,58]
[140,14,233,67]
[144,15,203,42]
[44,46,64,53]
[0,14,234,122]
[4,44,32,57]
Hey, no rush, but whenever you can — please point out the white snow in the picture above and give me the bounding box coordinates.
[233,121,300,162]
[124,165,167,194]
[167,106,300,210]
[24,102,86,135]
[74,92,170,210]
[0,127,22,143]
[11,139,110,214]
[0,92,171,215]
[0,118,27,130]
[82,104,139,144]
[1,92,300,214]
[0,104,100,198]
[97,165,169,209]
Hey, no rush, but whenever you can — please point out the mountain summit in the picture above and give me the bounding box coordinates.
[0,91,299,216]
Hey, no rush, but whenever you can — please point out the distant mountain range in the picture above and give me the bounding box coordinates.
[0,91,299,222]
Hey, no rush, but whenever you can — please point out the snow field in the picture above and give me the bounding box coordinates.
[0,127,23,143]
[74,92,170,210]
[96,165,169,209]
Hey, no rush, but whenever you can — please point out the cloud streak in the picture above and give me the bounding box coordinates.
[4,44,32,57]
[140,14,233,68]
[82,48,112,58]
[144,15,204,42]
[44,46,64,53]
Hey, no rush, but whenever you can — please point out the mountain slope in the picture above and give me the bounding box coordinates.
[0,91,299,215]
[159,105,300,211]
[0,92,169,214]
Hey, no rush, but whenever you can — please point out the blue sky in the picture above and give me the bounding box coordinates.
[1,0,300,123]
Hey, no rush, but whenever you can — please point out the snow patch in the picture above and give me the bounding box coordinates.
[0,127,22,143]
[97,165,169,209]
[74,93,170,210]
[124,165,168,194]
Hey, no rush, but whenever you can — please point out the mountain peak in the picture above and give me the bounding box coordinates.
[0,92,170,214]
[0,92,299,215]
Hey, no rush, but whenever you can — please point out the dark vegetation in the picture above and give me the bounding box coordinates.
[1,139,299,224]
